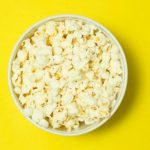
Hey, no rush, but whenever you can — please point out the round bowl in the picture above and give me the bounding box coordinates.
[8,14,128,136]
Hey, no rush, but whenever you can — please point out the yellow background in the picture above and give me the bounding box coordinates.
[0,0,150,149]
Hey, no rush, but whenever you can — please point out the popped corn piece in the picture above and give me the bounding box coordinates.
[102,51,110,62]
[32,109,44,123]
[44,104,56,117]
[86,71,94,80]
[12,72,21,86]
[12,59,21,72]
[35,55,49,67]
[100,70,109,79]
[33,92,46,106]
[14,86,21,94]
[53,55,62,64]
[39,119,49,128]
[45,21,57,35]
[96,31,107,46]
[17,50,27,62]
[21,39,32,50]
[110,60,122,74]
[21,84,31,94]
[51,119,60,129]
[53,46,62,55]
[78,92,97,106]
[51,109,67,128]
[23,107,33,117]
[62,91,73,104]
[67,103,78,115]
[86,107,100,119]
[19,94,26,105]
[67,69,82,81]
[50,78,59,89]
[99,106,110,118]
[64,119,75,131]
[31,30,47,47]
[86,40,95,47]
[65,19,80,31]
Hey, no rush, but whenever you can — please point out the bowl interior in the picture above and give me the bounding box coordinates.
[8,15,128,136]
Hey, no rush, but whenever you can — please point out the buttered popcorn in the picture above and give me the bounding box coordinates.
[11,19,123,131]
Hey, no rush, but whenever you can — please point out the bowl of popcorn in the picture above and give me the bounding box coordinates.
[8,15,128,136]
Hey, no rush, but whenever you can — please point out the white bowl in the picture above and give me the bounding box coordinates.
[8,14,128,136]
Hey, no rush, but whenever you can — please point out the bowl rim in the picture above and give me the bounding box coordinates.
[8,14,128,136]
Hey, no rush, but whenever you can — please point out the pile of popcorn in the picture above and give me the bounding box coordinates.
[12,19,123,131]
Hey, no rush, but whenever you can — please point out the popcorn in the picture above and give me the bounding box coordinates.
[53,46,62,55]
[100,70,109,79]
[87,107,100,119]
[78,92,97,106]
[12,72,20,86]
[99,106,110,118]
[45,21,57,35]
[12,59,21,72]
[44,104,56,117]
[86,40,95,47]
[11,19,123,131]
[35,55,49,67]
[86,71,94,80]
[32,33,46,47]
[23,108,33,117]
[67,103,78,115]
[64,119,75,131]
[50,78,59,89]
[21,84,31,94]
[17,50,27,62]
[110,60,122,74]
[65,20,80,31]
[62,91,73,104]
[33,92,46,105]
[67,69,82,81]
[102,52,110,62]
[39,119,49,128]
[51,108,67,127]
[19,94,26,105]
[32,109,44,123]
[51,35,61,47]
[96,31,107,45]
[53,55,62,64]
[14,86,21,94]
[22,39,32,50]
